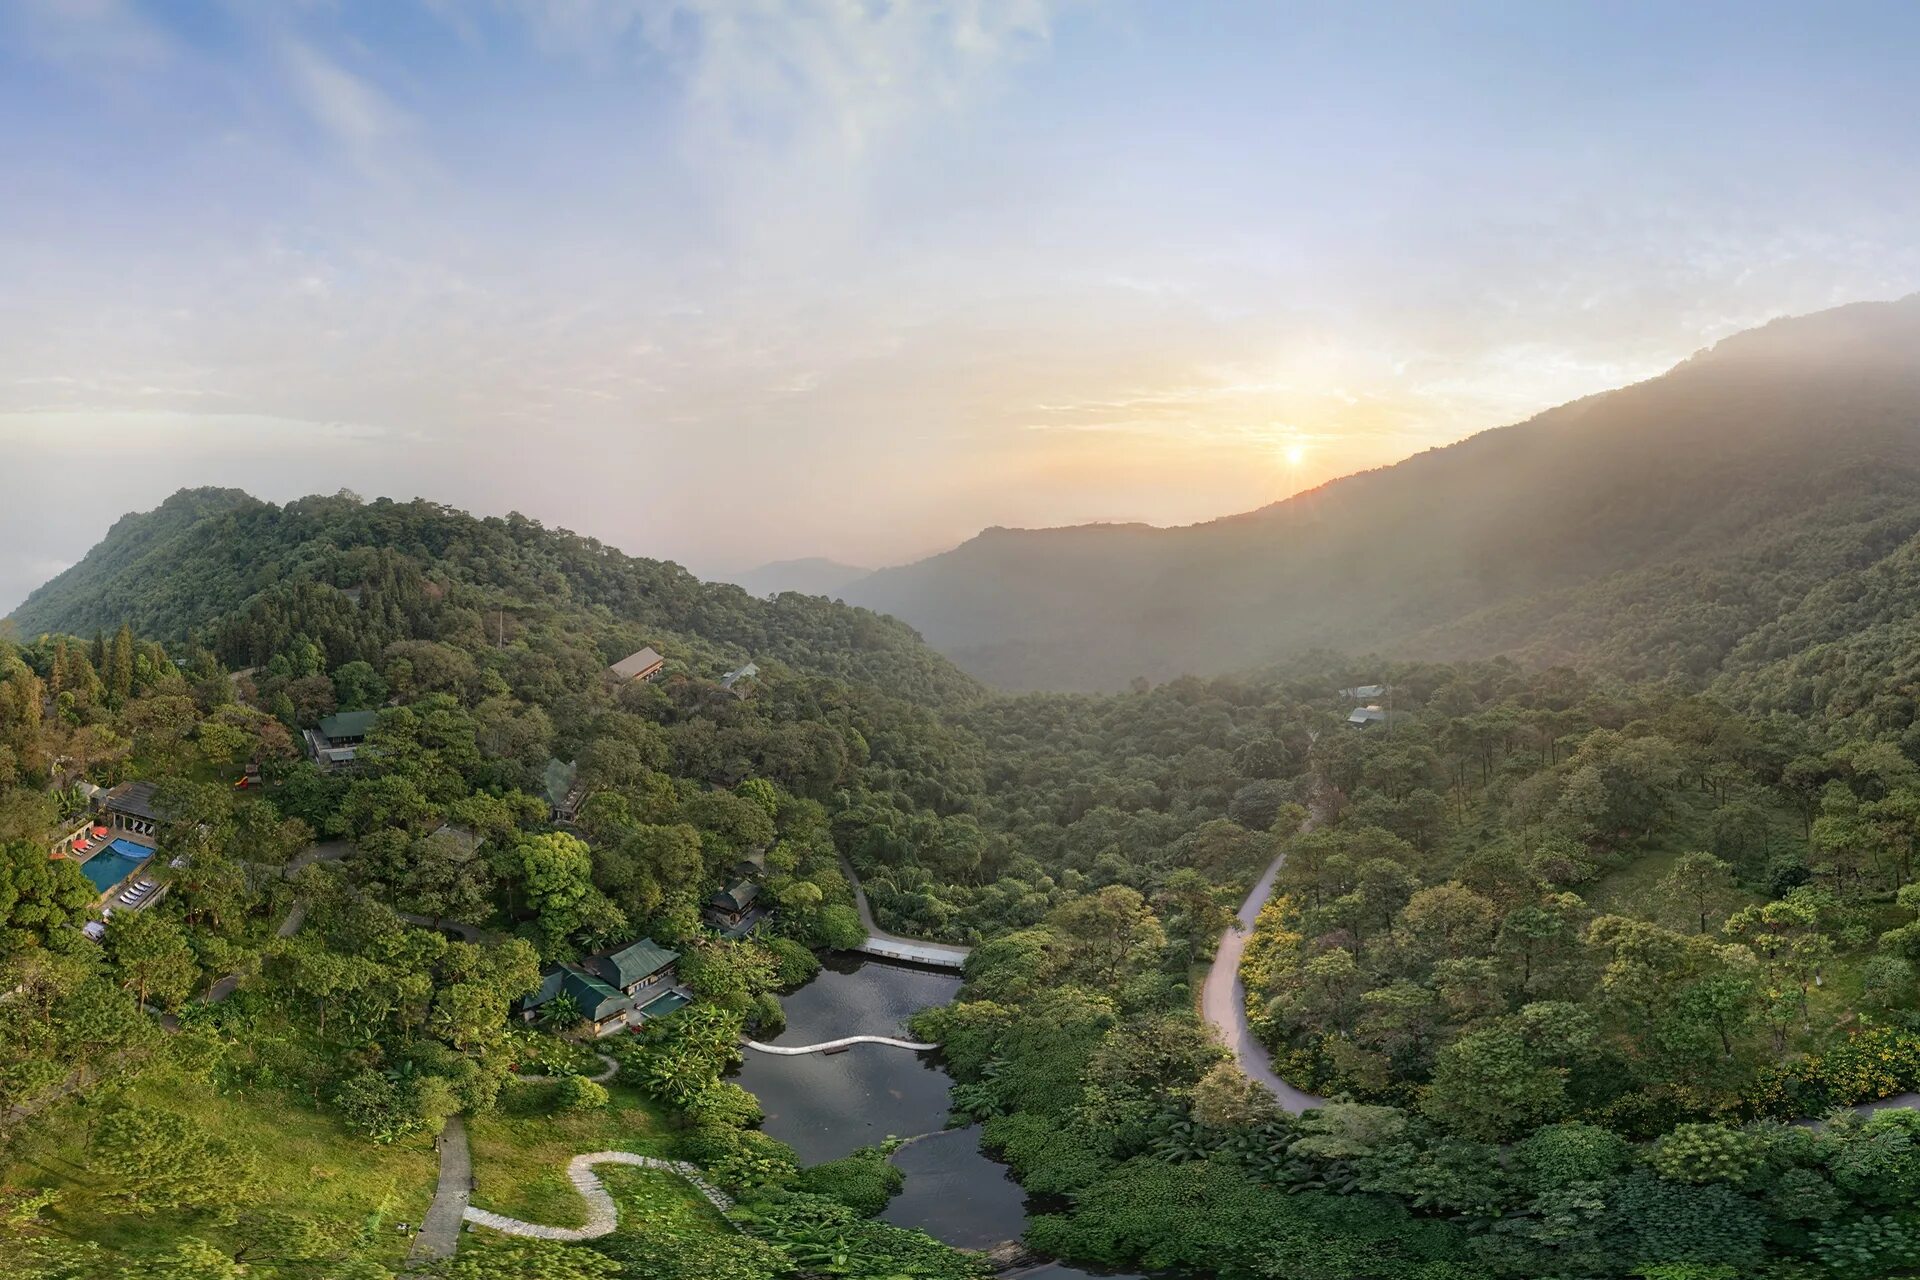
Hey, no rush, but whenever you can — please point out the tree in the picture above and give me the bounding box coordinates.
[331,659,388,710]
[515,831,625,953]
[1044,886,1166,987]
[0,840,97,947]
[107,623,134,708]
[1662,851,1734,934]
[1422,1020,1570,1141]
[88,1105,255,1213]
[103,910,197,1010]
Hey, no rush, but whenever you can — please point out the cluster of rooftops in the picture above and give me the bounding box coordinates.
[1342,683,1393,727]
[520,936,685,1036]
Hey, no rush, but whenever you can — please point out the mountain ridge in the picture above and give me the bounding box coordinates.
[845,295,1920,696]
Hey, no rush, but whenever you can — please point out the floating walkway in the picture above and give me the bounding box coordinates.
[838,854,972,972]
[854,936,972,969]
[462,1151,734,1241]
[743,1034,938,1055]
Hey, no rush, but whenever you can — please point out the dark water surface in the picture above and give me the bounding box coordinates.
[735,954,1141,1279]
[733,954,961,1163]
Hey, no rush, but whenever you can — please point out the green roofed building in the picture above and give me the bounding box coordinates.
[520,963,636,1037]
[587,937,679,996]
[306,708,380,771]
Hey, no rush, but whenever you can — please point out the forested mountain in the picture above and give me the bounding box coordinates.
[7,490,978,712]
[848,295,1920,696]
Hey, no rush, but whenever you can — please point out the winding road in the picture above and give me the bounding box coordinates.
[1199,818,1328,1114]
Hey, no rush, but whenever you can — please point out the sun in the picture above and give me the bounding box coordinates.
[1283,443,1306,468]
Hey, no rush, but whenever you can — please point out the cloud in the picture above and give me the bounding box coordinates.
[4,0,171,73]
[280,38,412,156]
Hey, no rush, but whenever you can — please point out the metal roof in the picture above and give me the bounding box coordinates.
[609,646,665,680]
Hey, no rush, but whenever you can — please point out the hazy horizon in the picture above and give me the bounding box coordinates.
[7,0,1920,613]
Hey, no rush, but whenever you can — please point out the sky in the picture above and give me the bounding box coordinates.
[5,0,1920,613]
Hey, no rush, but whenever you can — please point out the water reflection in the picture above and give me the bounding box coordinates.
[735,954,1143,1280]
[733,953,961,1164]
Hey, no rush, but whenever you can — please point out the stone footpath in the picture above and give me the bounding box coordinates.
[409,1115,471,1264]
[462,1152,734,1241]
[743,1034,938,1055]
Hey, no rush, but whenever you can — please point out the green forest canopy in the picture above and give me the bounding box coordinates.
[7,489,1920,1277]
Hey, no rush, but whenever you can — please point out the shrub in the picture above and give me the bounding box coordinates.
[797,1146,905,1215]
[553,1075,610,1113]
[764,937,822,989]
[1511,1122,1633,1193]
[1649,1124,1766,1186]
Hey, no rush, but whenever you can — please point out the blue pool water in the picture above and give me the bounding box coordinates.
[636,989,691,1019]
[80,839,152,893]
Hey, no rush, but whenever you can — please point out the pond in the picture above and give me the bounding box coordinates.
[734,952,1142,1279]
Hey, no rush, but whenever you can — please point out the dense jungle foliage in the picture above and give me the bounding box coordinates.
[10,488,1920,1277]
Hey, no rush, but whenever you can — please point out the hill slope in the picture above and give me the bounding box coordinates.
[8,489,982,710]
[847,295,1920,696]
[726,557,871,599]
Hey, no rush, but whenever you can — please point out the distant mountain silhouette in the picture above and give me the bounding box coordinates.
[847,296,1920,695]
[726,557,871,600]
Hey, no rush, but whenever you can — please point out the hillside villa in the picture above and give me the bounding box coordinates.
[305,708,379,770]
[519,936,688,1037]
[49,781,168,913]
[608,646,665,684]
[544,757,587,825]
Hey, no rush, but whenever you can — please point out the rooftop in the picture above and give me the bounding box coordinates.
[710,879,760,914]
[588,937,680,988]
[317,708,380,741]
[102,780,163,822]
[609,646,665,681]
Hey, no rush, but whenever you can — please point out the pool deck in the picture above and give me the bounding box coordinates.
[70,833,161,907]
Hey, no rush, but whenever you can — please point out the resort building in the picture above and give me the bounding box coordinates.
[50,783,166,911]
[522,966,633,1038]
[608,646,666,684]
[544,757,587,825]
[1347,706,1389,728]
[585,937,679,998]
[101,781,165,837]
[518,935,691,1037]
[304,709,379,770]
[706,878,761,930]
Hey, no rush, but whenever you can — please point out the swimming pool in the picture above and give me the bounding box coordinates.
[80,839,153,894]
[635,989,691,1020]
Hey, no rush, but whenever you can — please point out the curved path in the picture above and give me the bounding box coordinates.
[512,1051,618,1084]
[837,854,972,970]
[742,1034,938,1055]
[1199,820,1328,1114]
[462,1151,734,1241]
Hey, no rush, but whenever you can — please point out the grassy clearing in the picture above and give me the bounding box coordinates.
[466,1080,676,1227]
[1,1064,436,1271]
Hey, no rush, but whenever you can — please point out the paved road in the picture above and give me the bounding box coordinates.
[410,1114,471,1264]
[836,853,971,970]
[1198,834,1327,1114]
